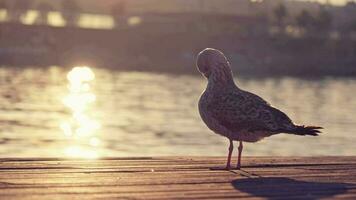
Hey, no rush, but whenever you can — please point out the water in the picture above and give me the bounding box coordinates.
[0,66,355,158]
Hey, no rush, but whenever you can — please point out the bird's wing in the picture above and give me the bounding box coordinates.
[240,89,270,106]
[208,90,295,133]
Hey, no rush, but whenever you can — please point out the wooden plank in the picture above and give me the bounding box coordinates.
[0,157,355,199]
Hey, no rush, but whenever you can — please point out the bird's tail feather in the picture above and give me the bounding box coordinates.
[287,125,323,136]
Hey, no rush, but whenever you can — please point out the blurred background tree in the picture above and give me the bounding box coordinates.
[11,0,32,23]
[315,7,333,32]
[343,1,356,35]
[61,0,80,27]
[295,7,332,37]
[111,0,126,28]
[0,0,6,38]
[350,20,356,32]
[296,9,314,33]
[0,1,7,11]
[273,3,288,30]
[36,1,54,25]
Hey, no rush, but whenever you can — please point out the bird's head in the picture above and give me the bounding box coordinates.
[196,48,231,79]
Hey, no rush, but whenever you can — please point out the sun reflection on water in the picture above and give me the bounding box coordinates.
[61,66,100,159]
[64,146,98,159]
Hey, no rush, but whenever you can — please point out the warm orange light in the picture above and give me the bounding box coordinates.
[127,16,142,26]
[67,66,95,91]
[64,146,98,159]
[60,66,101,158]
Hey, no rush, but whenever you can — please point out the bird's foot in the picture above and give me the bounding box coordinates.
[225,163,233,170]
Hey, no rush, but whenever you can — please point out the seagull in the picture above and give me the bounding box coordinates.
[197,48,322,170]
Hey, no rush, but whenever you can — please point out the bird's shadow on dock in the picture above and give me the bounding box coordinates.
[231,177,354,200]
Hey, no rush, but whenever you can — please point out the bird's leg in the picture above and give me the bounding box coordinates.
[237,141,243,169]
[225,139,233,170]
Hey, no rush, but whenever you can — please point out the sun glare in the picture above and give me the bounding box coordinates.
[20,10,38,25]
[78,14,115,29]
[128,16,142,26]
[67,66,95,90]
[48,11,66,27]
[61,66,101,158]
[0,9,7,22]
[64,146,98,159]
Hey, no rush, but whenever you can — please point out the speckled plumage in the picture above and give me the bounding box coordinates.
[197,48,322,169]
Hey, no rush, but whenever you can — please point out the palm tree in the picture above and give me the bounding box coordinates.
[61,0,80,27]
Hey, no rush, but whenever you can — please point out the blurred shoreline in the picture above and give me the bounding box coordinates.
[0,13,356,77]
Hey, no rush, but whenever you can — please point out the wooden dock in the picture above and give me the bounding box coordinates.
[0,157,355,199]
